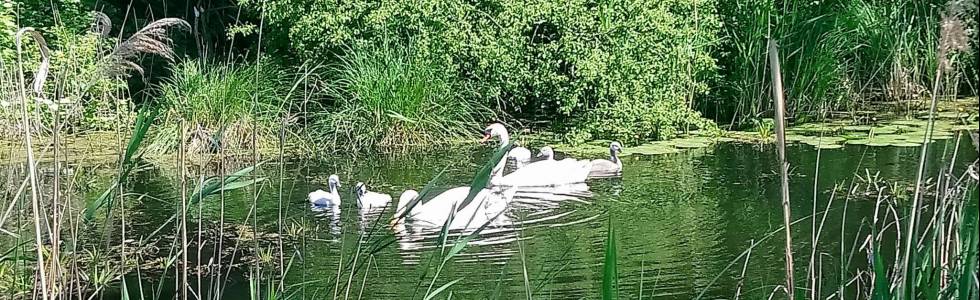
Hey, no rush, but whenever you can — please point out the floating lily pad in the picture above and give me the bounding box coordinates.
[799,136,846,145]
[870,125,902,135]
[892,142,922,147]
[862,135,908,147]
[874,134,909,141]
[814,144,844,150]
[902,130,954,141]
[670,141,711,149]
[846,139,870,145]
[556,143,609,156]
[791,123,841,135]
[841,133,870,140]
[665,137,714,149]
[890,119,928,127]
[785,134,807,142]
[953,124,979,131]
[934,111,965,119]
[844,125,873,132]
[630,142,681,155]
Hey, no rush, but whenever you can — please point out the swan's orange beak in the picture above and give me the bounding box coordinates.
[479,134,491,143]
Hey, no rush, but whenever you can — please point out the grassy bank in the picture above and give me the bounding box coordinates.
[4,0,979,152]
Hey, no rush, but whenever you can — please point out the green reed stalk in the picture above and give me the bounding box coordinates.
[768,39,796,299]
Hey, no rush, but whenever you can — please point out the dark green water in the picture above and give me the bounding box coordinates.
[2,135,977,299]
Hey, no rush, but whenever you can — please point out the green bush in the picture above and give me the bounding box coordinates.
[1,4,131,136]
[1,0,98,61]
[245,0,721,144]
[315,41,487,151]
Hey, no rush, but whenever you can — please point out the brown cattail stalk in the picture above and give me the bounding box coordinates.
[15,27,52,300]
[901,3,971,297]
[768,39,796,300]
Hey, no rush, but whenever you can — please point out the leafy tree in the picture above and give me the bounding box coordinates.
[244,0,720,143]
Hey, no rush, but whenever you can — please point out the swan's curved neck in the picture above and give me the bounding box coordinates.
[497,130,510,148]
[610,149,619,164]
[396,198,408,214]
[396,194,413,215]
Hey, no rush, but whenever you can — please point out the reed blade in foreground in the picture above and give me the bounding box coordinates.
[603,217,618,300]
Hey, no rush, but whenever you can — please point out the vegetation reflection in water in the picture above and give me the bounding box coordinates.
[2,134,973,299]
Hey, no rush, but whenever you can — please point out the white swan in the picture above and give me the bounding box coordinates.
[482,125,592,187]
[508,146,532,162]
[536,146,585,164]
[396,187,514,229]
[480,123,531,163]
[309,174,341,207]
[588,142,623,177]
[492,157,591,186]
[354,182,392,210]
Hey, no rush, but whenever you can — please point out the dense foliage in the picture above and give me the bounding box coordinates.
[2,0,977,149]
[250,0,722,143]
[2,1,130,135]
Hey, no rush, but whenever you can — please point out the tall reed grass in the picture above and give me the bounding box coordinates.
[316,41,489,152]
[147,59,312,155]
[711,0,971,126]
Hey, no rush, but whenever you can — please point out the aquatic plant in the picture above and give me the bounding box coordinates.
[315,41,487,152]
[710,0,973,126]
[752,118,775,142]
[147,60,307,155]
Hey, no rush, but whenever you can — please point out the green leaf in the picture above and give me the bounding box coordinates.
[603,217,618,300]
[957,186,979,299]
[84,107,158,221]
[424,278,462,300]
[386,111,417,123]
[457,143,512,212]
[871,229,891,300]
[120,279,130,300]
[189,164,265,204]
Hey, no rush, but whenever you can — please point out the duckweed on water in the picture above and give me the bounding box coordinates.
[665,137,714,149]
[629,143,681,155]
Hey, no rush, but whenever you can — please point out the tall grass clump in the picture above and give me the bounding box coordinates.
[148,60,301,155]
[712,0,975,126]
[318,41,487,152]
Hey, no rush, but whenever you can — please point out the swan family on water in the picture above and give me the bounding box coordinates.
[307,123,624,232]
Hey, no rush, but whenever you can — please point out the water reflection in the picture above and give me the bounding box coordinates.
[389,181,599,265]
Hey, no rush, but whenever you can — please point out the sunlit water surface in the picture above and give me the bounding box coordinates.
[1,135,976,299]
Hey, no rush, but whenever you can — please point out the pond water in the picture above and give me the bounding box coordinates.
[1,134,977,299]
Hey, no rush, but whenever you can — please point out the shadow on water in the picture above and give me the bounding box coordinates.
[1,133,976,299]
